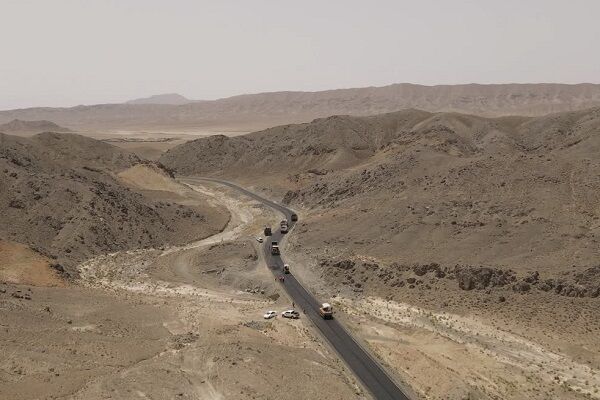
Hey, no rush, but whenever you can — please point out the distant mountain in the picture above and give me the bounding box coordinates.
[126,93,191,105]
[2,83,600,132]
[0,119,72,135]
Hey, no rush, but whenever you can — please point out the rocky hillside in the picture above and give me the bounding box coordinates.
[2,83,600,132]
[0,132,225,274]
[0,119,71,135]
[160,109,434,178]
[161,107,600,292]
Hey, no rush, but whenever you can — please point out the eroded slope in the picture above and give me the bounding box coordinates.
[0,132,227,273]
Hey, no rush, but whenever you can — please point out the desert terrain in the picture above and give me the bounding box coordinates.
[0,132,230,274]
[159,106,600,399]
[2,98,600,399]
[4,0,599,396]
[0,151,364,399]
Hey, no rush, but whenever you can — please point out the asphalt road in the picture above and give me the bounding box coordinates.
[185,177,410,400]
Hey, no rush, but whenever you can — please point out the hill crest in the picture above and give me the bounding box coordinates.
[0,119,71,135]
[126,93,191,105]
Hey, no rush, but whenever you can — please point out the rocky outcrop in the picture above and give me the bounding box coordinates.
[319,258,600,299]
[453,266,517,290]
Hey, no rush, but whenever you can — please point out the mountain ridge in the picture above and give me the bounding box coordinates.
[2,83,600,132]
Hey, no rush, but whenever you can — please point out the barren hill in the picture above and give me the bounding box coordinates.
[0,119,72,135]
[159,109,434,179]
[0,132,226,273]
[2,83,600,132]
[161,107,600,286]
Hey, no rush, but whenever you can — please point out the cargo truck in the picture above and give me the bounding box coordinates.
[319,303,333,319]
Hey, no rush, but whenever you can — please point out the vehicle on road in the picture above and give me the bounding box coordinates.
[283,264,290,274]
[281,310,299,319]
[256,237,263,243]
[264,226,272,236]
[199,178,410,399]
[264,310,277,319]
[271,241,280,255]
[291,213,298,222]
[280,219,288,233]
[319,303,333,319]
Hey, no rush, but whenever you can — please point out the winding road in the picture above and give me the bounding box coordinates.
[184,177,410,400]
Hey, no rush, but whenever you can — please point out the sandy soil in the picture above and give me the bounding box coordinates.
[103,133,206,160]
[282,238,600,400]
[336,296,600,400]
[0,177,364,400]
[0,240,65,287]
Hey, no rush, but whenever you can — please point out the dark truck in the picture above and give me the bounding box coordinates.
[264,226,272,236]
[271,241,280,255]
[280,219,288,233]
[290,213,298,222]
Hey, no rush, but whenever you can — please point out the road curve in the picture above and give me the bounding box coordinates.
[183,177,410,400]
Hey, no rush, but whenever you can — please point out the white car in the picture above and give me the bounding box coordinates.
[263,310,277,319]
[256,237,264,243]
[281,310,300,319]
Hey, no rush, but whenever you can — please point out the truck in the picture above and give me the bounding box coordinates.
[280,219,288,233]
[290,213,298,222]
[264,226,272,236]
[319,303,333,319]
[271,241,280,255]
[283,264,290,274]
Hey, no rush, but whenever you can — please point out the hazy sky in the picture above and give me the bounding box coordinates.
[1,0,599,110]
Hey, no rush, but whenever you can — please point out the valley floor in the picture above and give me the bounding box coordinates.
[3,173,600,400]
[0,178,363,400]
